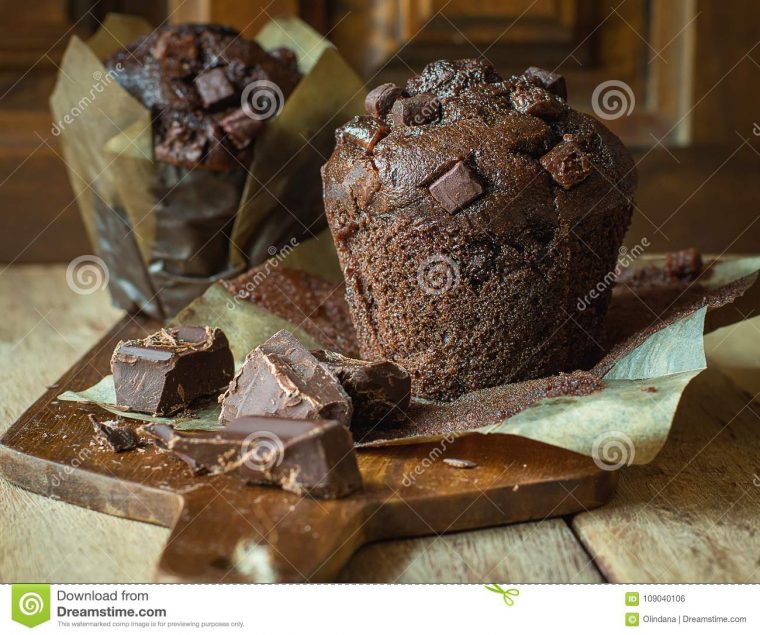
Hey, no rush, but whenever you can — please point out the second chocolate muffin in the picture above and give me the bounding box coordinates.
[321,60,636,401]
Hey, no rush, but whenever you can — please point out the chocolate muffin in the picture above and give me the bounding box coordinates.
[106,24,300,171]
[321,59,636,401]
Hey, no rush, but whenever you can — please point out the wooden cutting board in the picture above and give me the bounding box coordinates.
[0,316,617,582]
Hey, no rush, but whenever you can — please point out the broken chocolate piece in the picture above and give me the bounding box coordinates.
[664,248,703,282]
[539,140,592,189]
[510,83,565,119]
[429,160,483,212]
[338,116,389,153]
[443,458,477,469]
[112,326,235,416]
[89,415,141,453]
[365,82,403,118]
[389,92,441,127]
[523,66,567,100]
[194,67,235,108]
[312,350,411,427]
[146,417,363,498]
[218,108,263,149]
[219,330,353,427]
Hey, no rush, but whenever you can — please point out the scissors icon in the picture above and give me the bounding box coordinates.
[484,584,520,606]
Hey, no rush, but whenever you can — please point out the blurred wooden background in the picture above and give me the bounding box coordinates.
[1,0,759,263]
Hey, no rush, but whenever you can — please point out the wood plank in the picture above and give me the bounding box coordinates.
[340,520,603,582]
[573,358,760,583]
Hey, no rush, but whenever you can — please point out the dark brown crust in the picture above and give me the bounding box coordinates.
[321,58,636,401]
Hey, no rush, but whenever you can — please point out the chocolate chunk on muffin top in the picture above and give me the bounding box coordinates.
[106,24,301,171]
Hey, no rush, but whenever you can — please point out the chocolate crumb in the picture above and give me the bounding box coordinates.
[89,415,141,453]
[443,458,477,469]
[664,248,703,281]
[640,386,658,393]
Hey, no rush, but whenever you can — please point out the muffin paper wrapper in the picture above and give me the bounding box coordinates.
[59,244,760,467]
[50,14,365,320]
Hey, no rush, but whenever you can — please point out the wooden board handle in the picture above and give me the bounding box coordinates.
[156,481,369,582]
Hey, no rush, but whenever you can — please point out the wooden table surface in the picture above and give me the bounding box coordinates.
[2,264,760,583]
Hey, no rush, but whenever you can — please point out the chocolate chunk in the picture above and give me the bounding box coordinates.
[218,108,263,149]
[429,160,483,212]
[365,82,403,118]
[510,84,565,119]
[112,326,235,416]
[664,248,703,281]
[146,417,363,498]
[539,140,592,189]
[89,415,141,453]
[219,330,353,427]
[523,66,567,100]
[389,93,441,127]
[194,67,235,108]
[151,29,199,61]
[311,350,411,426]
[338,116,389,153]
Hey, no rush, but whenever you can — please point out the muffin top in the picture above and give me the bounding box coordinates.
[323,59,636,240]
[106,24,301,171]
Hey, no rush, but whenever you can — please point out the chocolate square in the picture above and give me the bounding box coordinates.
[510,84,565,119]
[338,116,389,153]
[539,139,592,190]
[218,108,263,149]
[111,326,235,415]
[219,330,353,427]
[312,349,411,426]
[523,66,567,100]
[364,83,403,118]
[146,416,363,498]
[389,93,441,127]
[429,160,483,213]
[194,67,235,108]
